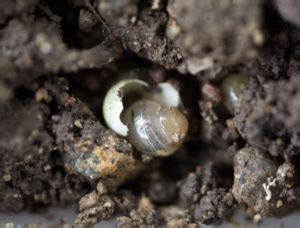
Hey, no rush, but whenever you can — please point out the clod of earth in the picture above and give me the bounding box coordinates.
[1,0,300,226]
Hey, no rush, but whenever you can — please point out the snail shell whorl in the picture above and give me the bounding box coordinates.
[123,100,188,156]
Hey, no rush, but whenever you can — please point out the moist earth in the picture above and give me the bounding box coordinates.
[1,0,300,226]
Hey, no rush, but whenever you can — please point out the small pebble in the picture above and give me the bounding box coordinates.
[35,88,50,102]
[74,119,83,129]
[3,174,11,182]
[276,200,283,208]
[5,223,14,228]
[96,182,107,196]
[253,214,262,223]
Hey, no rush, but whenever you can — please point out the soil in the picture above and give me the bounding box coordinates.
[1,0,300,226]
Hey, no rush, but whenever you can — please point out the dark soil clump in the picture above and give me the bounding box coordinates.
[1,0,300,226]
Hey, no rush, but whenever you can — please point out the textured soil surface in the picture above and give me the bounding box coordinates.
[1,0,300,226]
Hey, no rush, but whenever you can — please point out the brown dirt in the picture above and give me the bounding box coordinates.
[1,0,300,226]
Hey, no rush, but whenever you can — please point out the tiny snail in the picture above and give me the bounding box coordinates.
[220,74,250,114]
[103,79,188,156]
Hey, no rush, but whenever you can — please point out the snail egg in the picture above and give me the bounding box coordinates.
[221,74,249,114]
[122,100,188,156]
[103,79,149,136]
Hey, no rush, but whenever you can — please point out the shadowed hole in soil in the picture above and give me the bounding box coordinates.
[43,0,105,49]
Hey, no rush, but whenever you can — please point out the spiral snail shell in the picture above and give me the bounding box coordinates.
[103,79,188,156]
